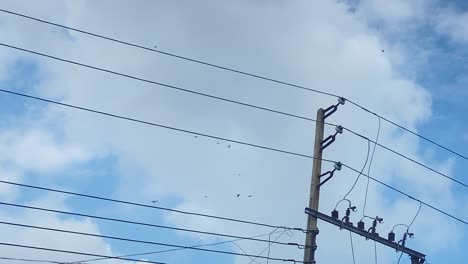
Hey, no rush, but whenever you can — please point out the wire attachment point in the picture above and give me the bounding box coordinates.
[323,98,346,120]
[318,162,342,188]
[321,125,343,150]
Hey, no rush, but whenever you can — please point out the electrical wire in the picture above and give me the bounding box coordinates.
[1,7,466,164]
[342,139,371,199]
[363,116,381,218]
[66,230,287,264]
[0,92,463,226]
[349,232,356,264]
[0,241,167,264]
[0,256,61,263]
[0,220,303,263]
[0,42,328,125]
[341,163,468,225]
[374,241,378,264]
[248,229,289,264]
[0,88,321,162]
[397,251,404,264]
[1,85,467,195]
[346,127,468,190]
[0,201,304,248]
[408,201,422,229]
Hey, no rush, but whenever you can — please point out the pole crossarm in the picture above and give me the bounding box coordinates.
[305,208,426,262]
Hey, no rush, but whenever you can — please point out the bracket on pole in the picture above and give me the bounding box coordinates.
[323,97,346,120]
[320,125,343,150]
[318,162,342,188]
[305,208,426,263]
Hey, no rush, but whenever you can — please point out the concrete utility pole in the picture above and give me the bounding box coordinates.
[303,108,325,264]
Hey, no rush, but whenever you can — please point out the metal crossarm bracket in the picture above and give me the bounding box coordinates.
[318,162,342,188]
[304,208,426,262]
[320,125,343,150]
[323,97,346,120]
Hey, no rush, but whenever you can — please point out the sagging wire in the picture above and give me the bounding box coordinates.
[362,116,381,220]
[349,232,356,264]
[248,228,293,264]
[342,140,371,200]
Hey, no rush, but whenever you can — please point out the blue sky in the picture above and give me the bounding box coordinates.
[0,0,467,264]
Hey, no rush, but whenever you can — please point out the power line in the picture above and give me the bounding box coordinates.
[345,127,468,191]
[0,42,326,125]
[0,7,466,163]
[363,116,381,218]
[341,164,468,225]
[0,242,169,264]
[349,232,356,264]
[0,88,319,161]
[342,139,370,200]
[0,200,303,248]
[0,256,61,263]
[0,220,302,263]
[66,230,287,264]
[0,92,464,226]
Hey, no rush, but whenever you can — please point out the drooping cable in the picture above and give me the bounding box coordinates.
[342,140,371,199]
[409,201,422,229]
[349,232,356,264]
[0,220,304,263]
[65,230,287,264]
[1,87,467,194]
[0,242,167,264]
[363,116,381,219]
[1,8,467,163]
[0,201,304,248]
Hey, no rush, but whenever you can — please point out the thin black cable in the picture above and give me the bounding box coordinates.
[0,8,336,98]
[248,228,289,264]
[345,127,468,191]
[0,242,167,264]
[341,163,468,225]
[348,99,468,162]
[363,116,381,218]
[374,241,378,264]
[67,230,286,264]
[0,201,304,248]
[0,88,320,161]
[0,43,327,125]
[0,220,303,263]
[342,139,371,199]
[349,232,356,264]
[409,201,422,229]
[397,251,404,264]
[1,8,467,164]
[3,86,465,198]
[0,256,61,263]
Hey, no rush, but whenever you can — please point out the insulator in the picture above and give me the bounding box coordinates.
[357,220,365,229]
[335,125,344,134]
[338,97,346,105]
[334,162,342,171]
[332,209,339,219]
[388,231,395,242]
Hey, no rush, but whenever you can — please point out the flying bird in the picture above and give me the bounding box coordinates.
[217,142,220,144]
[236,194,240,198]
[204,196,208,198]
[248,195,252,198]
[194,135,198,138]
[152,200,158,204]
[227,144,231,148]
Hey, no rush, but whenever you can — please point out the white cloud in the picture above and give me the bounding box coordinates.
[0,0,463,263]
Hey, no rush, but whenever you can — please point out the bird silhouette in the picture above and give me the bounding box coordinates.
[236,194,240,198]
[227,144,231,148]
[152,200,158,204]
[217,142,220,144]
[194,135,198,138]
[248,195,252,198]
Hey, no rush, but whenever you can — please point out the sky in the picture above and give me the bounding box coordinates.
[0,0,467,263]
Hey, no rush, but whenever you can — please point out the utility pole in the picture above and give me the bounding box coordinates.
[303,98,346,264]
[303,108,325,264]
